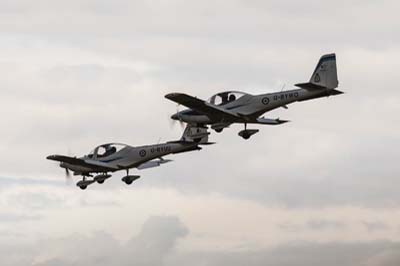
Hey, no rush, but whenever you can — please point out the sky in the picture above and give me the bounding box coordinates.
[0,0,400,265]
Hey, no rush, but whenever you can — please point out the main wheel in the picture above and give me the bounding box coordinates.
[242,134,250,140]
[79,185,87,190]
[97,180,104,184]
[215,128,223,133]
[125,180,133,185]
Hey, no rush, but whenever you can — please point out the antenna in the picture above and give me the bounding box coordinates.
[280,83,286,92]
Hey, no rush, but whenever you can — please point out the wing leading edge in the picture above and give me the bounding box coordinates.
[165,93,240,120]
[47,155,118,171]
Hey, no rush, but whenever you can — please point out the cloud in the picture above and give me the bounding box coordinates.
[32,216,187,266]
[0,214,399,266]
[167,241,400,266]
[0,1,399,264]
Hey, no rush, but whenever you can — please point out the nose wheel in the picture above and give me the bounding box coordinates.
[76,176,95,190]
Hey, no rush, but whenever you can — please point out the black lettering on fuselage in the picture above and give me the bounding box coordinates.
[150,146,172,154]
[272,92,299,101]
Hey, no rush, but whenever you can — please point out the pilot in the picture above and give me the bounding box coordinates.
[104,146,117,157]
[229,94,236,102]
[221,94,229,105]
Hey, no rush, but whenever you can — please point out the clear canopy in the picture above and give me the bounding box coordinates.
[208,91,248,106]
[88,143,127,158]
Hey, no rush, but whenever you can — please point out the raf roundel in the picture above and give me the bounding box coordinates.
[262,97,270,105]
[314,73,321,83]
[139,149,147,157]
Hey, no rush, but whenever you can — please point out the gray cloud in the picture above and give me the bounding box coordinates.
[0,1,399,264]
[32,216,186,266]
[168,241,400,266]
[0,215,399,266]
[0,212,42,223]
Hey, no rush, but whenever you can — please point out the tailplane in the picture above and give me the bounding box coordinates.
[295,53,339,90]
[180,124,212,144]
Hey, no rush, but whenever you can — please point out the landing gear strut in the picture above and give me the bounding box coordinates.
[238,123,259,140]
[94,173,112,184]
[122,169,140,185]
[77,176,95,190]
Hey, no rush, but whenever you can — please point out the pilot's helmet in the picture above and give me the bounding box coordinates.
[229,94,236,102]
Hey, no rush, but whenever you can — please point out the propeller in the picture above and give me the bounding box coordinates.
[61,162,73,185]
[168,104,186,129]
[57,148,74,185]
[65,167,71,178]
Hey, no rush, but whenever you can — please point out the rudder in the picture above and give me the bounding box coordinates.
[296,53,339,90]
[180,124,210,144]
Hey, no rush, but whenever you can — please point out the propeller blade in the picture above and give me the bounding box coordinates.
[179,120,185,129]
[168,103,186,130]
[65,168,70,177]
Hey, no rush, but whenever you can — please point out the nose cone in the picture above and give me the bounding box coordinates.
[171,113,179,120]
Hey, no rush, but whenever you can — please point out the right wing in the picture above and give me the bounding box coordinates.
[256,117,289,125]
[165,93,240,120]
[47,155,118,171]
[137,158,173,170]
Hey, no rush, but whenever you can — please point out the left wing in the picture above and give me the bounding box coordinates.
[47,155,118,171]
[137,158,173,170]
[165,93,240,120]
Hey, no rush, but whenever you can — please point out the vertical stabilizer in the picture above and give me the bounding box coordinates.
[181,124,210,144]
[296,53,339,90]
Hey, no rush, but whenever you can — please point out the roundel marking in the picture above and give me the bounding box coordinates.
[262,97,270,105]
[139,149,146,157]
[314,73,321,83]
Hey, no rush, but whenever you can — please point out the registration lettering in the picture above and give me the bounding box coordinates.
[273,92,299,101]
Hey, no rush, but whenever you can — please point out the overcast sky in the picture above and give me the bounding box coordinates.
[0,0,400,265]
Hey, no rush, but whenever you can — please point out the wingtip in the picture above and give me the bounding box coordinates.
[276,119,290,124]
[46,155,56,160]
[165,92,180,99]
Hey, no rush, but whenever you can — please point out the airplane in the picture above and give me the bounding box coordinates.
[165,53,343,140]
[47,124,212,190]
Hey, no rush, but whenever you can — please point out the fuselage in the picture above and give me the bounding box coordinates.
[172,88,335,125]
[63,142,200,175]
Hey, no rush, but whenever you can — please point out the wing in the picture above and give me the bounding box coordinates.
[47,155,118,171]
[165,93,240,120]
[255,117,289,125]
[137,158,173,170]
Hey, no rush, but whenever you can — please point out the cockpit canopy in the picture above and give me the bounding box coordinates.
[208,91,248,106]
[88,143,128,159]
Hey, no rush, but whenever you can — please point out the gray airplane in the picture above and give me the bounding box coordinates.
[47,125,212,190]
[165,53,343,139]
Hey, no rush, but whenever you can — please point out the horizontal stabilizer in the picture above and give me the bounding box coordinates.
[294,82,326,90]
[330,89,344,96]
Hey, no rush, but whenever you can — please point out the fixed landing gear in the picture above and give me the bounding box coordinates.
[76,173,110,189]
[238,123,259,140]
[94,173,112,184]
[215,128,223,133]
[122,169,141,185]
[76,176,95,190]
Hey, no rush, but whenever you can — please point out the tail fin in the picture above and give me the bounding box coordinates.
[180,124,211,144]
[295,53,339,90]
